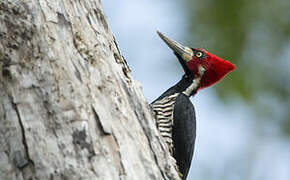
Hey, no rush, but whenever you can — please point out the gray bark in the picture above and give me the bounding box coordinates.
[0,0,179,180]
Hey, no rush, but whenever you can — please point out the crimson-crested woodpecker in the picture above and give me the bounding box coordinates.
[152,31,235,180]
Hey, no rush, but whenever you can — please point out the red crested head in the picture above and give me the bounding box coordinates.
[186,48,235,90]
[157,31,235,91]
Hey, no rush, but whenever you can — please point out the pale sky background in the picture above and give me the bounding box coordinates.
[103,1,290,179]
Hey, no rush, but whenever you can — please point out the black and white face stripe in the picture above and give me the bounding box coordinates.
[183,66,205,96]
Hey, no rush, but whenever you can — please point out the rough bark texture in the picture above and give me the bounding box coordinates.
[0,0,179,180]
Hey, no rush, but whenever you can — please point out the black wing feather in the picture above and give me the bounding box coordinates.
[172,93,196,180]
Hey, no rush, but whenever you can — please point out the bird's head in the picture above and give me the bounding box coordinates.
[157,31,235,90]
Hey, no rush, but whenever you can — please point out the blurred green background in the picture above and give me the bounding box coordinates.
[185,0,290,135]
[104,0,290,179]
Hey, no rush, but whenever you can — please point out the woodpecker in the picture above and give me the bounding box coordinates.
[152,31,235,180]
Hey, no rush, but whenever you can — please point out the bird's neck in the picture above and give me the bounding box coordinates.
[153,73,201,103]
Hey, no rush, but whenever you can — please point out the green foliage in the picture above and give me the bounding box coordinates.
[184,0,290,135]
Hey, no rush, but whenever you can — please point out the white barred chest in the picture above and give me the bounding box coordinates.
[151,93,179,154]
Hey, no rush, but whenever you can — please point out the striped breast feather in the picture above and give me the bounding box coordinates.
[151,93,179,153]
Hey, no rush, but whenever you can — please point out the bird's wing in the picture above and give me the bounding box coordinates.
[172,93,196,180]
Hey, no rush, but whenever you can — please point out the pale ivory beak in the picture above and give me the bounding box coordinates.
[157,31,193,62]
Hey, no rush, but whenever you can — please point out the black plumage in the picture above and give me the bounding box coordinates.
[152,54,198,180]
[172,93,196,179]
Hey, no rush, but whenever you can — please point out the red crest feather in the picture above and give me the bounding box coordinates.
[186,50,235,90]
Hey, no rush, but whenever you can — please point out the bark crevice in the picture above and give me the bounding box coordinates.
[92,104,112,135]
[11,98,35,170]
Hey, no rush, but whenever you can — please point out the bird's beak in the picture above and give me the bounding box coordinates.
[157,31,193,62]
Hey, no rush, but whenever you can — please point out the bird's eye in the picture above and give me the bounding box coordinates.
[195,51,204,58]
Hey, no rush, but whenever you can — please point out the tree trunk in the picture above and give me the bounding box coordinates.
[0,0,179,180]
